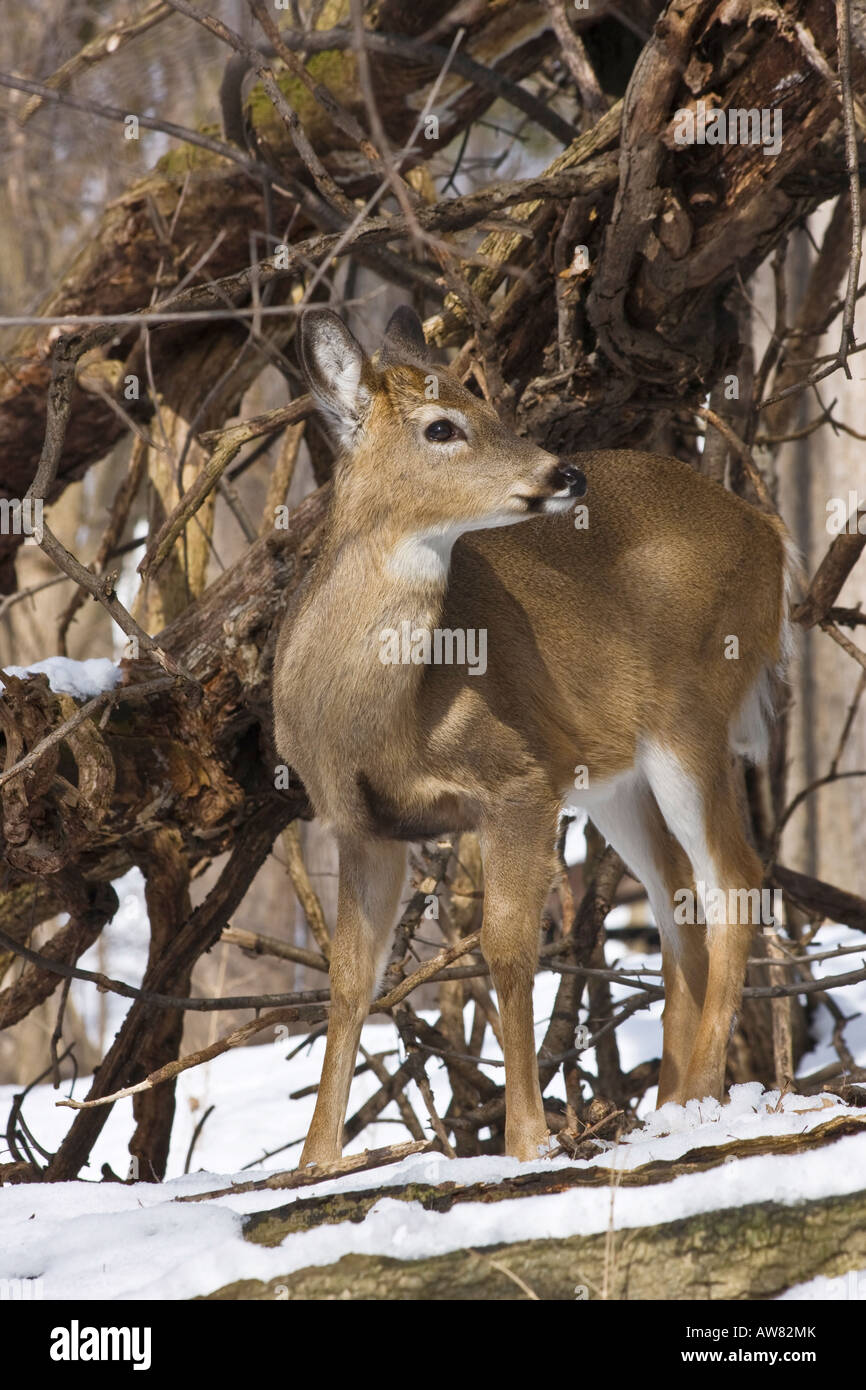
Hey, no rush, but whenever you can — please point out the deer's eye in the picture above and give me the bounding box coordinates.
[424,418,462,443]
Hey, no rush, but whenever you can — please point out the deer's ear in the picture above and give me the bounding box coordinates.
[298,310,371,447]
[380,305,430,368]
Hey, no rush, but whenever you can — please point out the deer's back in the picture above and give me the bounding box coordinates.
[423,449,786,786]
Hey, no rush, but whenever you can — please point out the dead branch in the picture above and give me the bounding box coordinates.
[280,822,332,961]
[177,1138,437,1203]
[834,0,863,373]
[0,675,174,790]
[221,925,328,974]
[17,0,171,124]
[794,505,866,628]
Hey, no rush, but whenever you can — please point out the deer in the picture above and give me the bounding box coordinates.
[273,305,798,1166]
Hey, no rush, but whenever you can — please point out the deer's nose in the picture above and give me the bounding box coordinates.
[554,463,587,497]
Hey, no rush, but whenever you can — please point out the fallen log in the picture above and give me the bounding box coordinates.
[203,1117,866,1299]
[237,1111,866,1243]
[202,1181,866,1299]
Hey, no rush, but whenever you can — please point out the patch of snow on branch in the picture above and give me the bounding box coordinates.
[1,657,121,700]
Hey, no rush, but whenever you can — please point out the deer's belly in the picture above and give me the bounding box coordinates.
[354,769,480,840]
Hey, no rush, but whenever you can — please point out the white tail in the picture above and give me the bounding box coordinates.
[274,307,795,1164]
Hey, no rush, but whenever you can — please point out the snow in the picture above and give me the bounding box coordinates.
[73,869,151,1049]
[778,1268,866,1301]
[793,923,866,1075]
[1,1017,864,1300]
[0,1078,864,1300]
[2,873,865,1300]
[1,657,121,700]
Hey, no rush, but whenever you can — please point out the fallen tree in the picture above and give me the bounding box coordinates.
[202,1115,866,1299]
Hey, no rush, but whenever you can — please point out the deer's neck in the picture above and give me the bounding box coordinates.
[291,521,456,775]
[316,523,454,641]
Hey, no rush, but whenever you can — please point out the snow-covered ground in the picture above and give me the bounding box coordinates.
[1,870,865,1299]
[1,1061,864,1300]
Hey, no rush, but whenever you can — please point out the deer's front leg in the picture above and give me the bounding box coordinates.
[480,815,556,1160]
[300,837,407,1167]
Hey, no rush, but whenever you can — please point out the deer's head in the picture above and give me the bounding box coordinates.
[298,308,585,576]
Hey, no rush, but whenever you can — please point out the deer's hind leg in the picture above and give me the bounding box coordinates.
[587,772,708,1107]
[643,743,762,1104]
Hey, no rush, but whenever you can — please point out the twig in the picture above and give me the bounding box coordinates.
[56,1005,328,1113]
[5,1045,77,1172]
[139,398,313,577]
[167,6,577,143]
[281,823,332,960]
[0,306,306,328]
[748,242,790,448]
[468,1249,540,1300]
[344,1055,419,1144]
[221,924,328,973]
[248,0,383,168]
[176,1138,436,1202]
[382,842,455,992]
[17,2,171,124]
[373,931,481,1011]
[744,962,866,999]
[359,1045,426,1143]
[393,1003,456,1157]
[260,421,305,535]
[541,0,606,122]
[757,339,866,412]
[0,925,331,1014]
[756,401,866,447]
[183,1104,215,1175]
[0,160,613,330]
[349,0,424,248]
[772,862,866,933]
[831,667,866,775]
[49,975,73,1090]
[696,406,775,512]
[757,940,866,967]
[0,573,74,622]
[56,435,148,653]
[257,26,579,145]
[794,506,866,629]
[162,0,353,219]
[299,26,467,309]
[834,0,862,375]
[773,768,866,847]
[765,931,794,1090]
[829,605,866,627]
[217,477,258,544]
[20,328,197,683]
[820,618,866,673]
[550,1107,625,1157]
[0,71,266,180]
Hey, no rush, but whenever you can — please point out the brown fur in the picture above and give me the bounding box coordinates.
[274,310,793,1164]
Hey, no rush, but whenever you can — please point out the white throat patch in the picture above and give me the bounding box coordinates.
[388,527,465,585]
[387,514,524,585]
